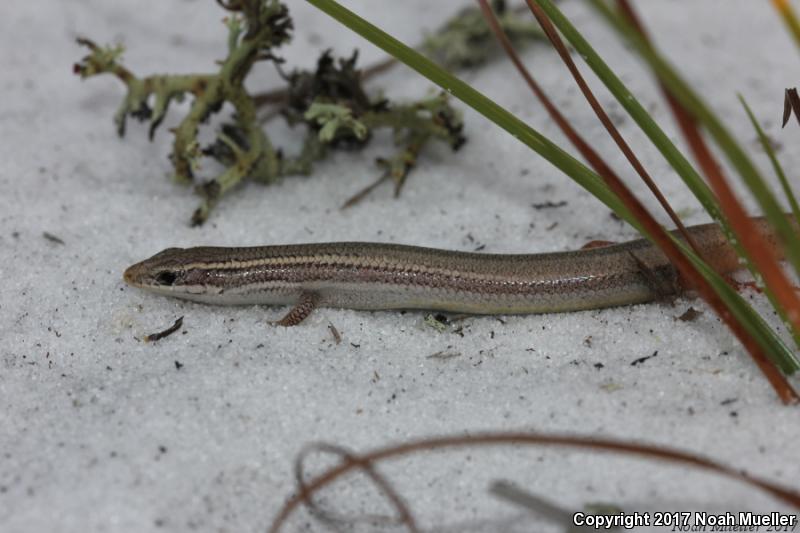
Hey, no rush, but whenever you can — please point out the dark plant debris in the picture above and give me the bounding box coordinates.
[630,350,658,366]
[42,232,65,245]
[782,87,800,128]
[531,200,567,209]
[327,322,342,345]
[144,316,184,342]
[676,307,703,322]
[74,0,470,225]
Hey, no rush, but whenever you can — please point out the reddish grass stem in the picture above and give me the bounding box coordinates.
[475,0,702,258]
[294,442,419,531]
[614,0,800,395]
[523,0,798,403]
[268,432,800,531]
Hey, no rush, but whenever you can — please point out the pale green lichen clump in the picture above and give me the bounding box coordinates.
[74,0,466,225]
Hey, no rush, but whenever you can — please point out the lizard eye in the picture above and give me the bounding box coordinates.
[154,270,178,286]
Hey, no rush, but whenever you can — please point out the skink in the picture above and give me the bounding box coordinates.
[123,218,777,326]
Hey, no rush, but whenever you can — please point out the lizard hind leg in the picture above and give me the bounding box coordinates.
[274,291,320,327]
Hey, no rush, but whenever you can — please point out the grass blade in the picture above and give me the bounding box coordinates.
[304,0,800,384]
[588,0,800,356]
[772,0,800,50]
[304,0,630,221]
[588,0,800,278]
[610,0,800,357]
[740,95,800,229]
[525,0,800,383]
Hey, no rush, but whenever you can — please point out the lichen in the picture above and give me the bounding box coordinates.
[74,1,465,225]
[421,0,546,70]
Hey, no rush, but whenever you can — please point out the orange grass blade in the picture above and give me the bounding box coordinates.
[524,0,798,403]
[615,0,800,370]
[475,0,702,257]
[772,0,800,50]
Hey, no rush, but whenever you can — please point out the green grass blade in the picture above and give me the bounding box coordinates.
[739,94,800,229]
[305,0,799,372]
[671,236,798,374]
[527,0,788,336]
[304,0,632,220]
[526,0,747,267]
[523,0,726,228]
[550,0,800,357]
[587,0,800,279]
[772,0,800,51]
